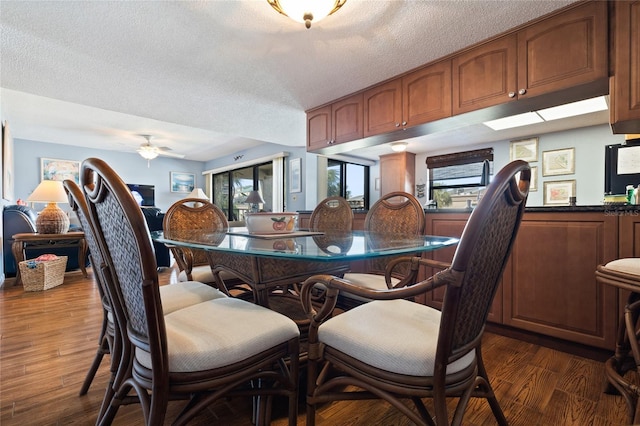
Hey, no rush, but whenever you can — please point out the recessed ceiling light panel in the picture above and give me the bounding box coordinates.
[483,112,544,131]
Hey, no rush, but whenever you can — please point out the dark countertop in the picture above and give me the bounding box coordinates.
[298,204,640,215]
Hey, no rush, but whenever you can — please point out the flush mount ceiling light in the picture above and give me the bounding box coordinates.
[267,0,347,29]
[390,142,408,152]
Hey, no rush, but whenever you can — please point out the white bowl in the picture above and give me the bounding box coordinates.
[245,212,298,234]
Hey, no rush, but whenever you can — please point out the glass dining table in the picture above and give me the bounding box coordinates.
[152,228,459,309]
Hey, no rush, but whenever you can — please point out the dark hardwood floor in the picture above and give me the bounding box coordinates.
[0,266,633,425]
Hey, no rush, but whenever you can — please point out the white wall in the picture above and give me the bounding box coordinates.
[414,124,626,207]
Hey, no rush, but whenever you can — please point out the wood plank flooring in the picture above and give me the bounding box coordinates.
[0,267,633,425]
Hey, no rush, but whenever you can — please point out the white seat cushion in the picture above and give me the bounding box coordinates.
[318,299,474,376]
[339,273,401,302]
[136,297,300,372]
[159,281,227,314]
[603,258,640,276]
[177,265,238,284]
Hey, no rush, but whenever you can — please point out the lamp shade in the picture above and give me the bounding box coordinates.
[187,187,208,199]
[27,180,69,204]
[245,190,265,204]
[27,180,70,234]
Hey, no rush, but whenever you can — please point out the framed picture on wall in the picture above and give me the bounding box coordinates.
[170,172,195,193]
[542,148,575,176]
[290,158,301,193]
[543,180,575,206]
[510,137,538,162]
[41,158,80,184]
[529,166,538,192]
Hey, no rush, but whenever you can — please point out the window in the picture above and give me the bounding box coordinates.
[426,148,493,209]
[212,162,273,221]
[327,159,369,209]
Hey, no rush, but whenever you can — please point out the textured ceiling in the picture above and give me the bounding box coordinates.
[0,0,585,161]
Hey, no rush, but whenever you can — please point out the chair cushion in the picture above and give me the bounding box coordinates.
[339,273,401,302]
[603,258,640,276]
[318,299,474,376]
[177,265,238,284]
[159,281,227,314]
[136,297,300,372]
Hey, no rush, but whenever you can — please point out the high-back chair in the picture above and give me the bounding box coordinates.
[80,158,299,426]
[308,196,353,232]
[64,179,228,422]
[339,191,425,309]
[163,198,250,297]
[300,160,530,426]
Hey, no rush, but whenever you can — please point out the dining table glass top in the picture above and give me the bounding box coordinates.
[151,228,459,262]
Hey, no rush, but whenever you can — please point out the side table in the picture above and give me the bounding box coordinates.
[11,231,88,287]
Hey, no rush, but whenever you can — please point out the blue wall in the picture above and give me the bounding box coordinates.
[13,138,206,212]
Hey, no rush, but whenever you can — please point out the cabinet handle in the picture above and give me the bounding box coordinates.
[401,121,407,126]
[327,140,335,145]
[518,88,527,95]
[395,123,400,127]
[508,92,516,98]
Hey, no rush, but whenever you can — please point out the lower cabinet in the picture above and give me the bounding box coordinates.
[425,210,619,350]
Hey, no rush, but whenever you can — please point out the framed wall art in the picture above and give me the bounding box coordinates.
[170,171,195,193]
[543,180,575,206]
[510,137,538,162]
[41,158,80,184]
[2,120,15,200]
[290,158,301,193]
[542,148,575,176]
[529,166,538,192]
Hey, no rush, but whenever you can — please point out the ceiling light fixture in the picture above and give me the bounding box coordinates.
[267,0,347,29]
[483,96,609,131]
[390,142,408,152]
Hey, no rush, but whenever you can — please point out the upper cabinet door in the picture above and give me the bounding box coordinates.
[363,80,403,137]
[517,0,608,99]
[402,59,452,127]
[307,105,332,151]
[332,93,363,144]
[452,35,518,115]
[610,0,640,134]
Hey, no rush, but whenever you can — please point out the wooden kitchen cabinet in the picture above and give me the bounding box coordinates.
[452,0,607,115]
[379,152,415,195]
[364,60,452,137]
[422,212,502,323]
[503,211,618,350]
[610,0,640,134]
[452,34,517,115]
[306,93,363,151]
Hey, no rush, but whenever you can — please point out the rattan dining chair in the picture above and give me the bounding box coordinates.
[338,191,425,310]
[64,180,228,421]
[80,158,299,426]
[308,196,354,232]
[300,160,530,426]
[163,198,251,298]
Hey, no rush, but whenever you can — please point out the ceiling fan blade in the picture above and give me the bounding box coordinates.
[157,149,185,159]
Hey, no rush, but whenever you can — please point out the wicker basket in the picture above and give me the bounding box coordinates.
[19,256,68,291]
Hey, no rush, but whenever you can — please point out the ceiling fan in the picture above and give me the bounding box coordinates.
[137,134,185,166]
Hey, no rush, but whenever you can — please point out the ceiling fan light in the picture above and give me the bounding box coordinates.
[138,146,159,160]
[268,0,346,28]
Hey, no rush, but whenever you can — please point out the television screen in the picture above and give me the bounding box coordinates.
[126,183,155,207]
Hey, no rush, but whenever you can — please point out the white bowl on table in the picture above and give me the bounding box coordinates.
[245,212,298,234]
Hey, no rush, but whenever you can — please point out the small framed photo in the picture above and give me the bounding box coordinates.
[170,172,195,193]
[543,180,575,206]
[542,148,575,176]
[41,158,81,184]
[529,166,538,192]
[290,158,301,193]
[510,137,538,162]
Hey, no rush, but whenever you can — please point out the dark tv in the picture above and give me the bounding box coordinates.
[126,183,155,207]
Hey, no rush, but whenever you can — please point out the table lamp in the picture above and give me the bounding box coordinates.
[245,190,265,213]
[187,187,208,200]
[27,180,70,234]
